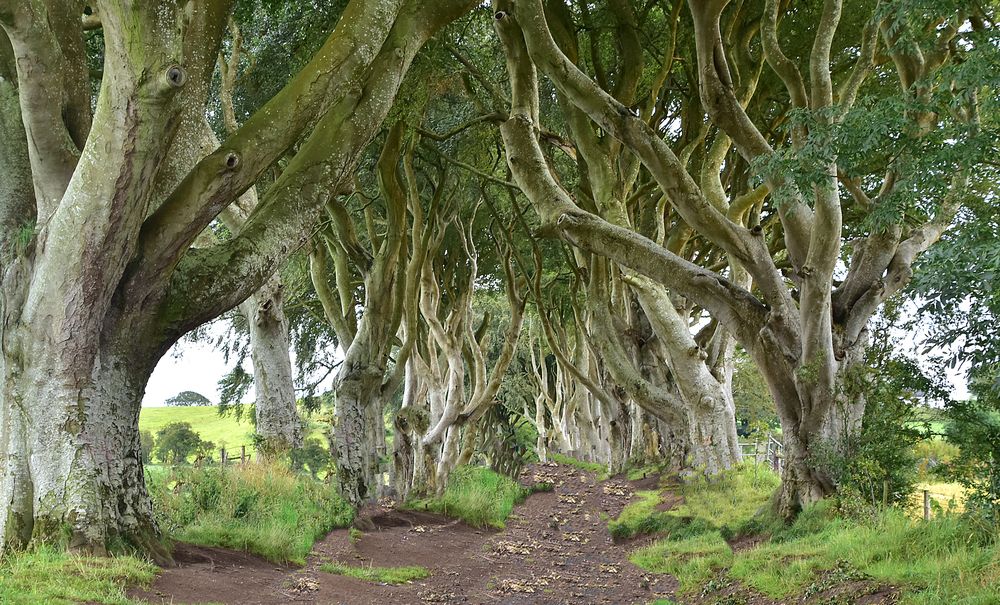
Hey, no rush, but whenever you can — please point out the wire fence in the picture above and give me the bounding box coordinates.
[739,435,784,474]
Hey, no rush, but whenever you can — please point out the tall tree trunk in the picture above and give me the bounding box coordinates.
[241,278,302,455]
[0,328,167,560]
[769,345,867,518]
[333,367,387,504]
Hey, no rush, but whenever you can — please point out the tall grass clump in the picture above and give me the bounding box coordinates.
[0,546,156,605]
[150,461,353,563]
[407,466,528,528]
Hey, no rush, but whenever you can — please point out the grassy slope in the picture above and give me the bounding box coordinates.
[628,464,999,604]
[140,406,257,453]
[139,406,329,457]
[150,461,353,564]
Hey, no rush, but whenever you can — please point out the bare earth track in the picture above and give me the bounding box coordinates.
[130,463,674,604]
[130,463,897,605]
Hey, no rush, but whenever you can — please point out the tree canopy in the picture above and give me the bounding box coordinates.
[0,0,997,558]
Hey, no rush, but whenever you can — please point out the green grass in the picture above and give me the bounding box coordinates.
[629,464,1000,604]
[549,452,609,479]
[723,509,1000,603]
[407,466,529,528]
[149,461,353,563]
[609,490,679,540]
[318,562,430,584]
[0,546,156,605]
[139,406,329,458]
[612,462,779,543]
[626,461,671,481]
[140,406,257,453]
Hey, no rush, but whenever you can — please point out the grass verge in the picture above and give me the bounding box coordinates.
[0,546,156,605]
[319,561,429,584]
[407,466,529,528]
[150,461,353,563]
[613,462,779,543]
[629,464,1000,604]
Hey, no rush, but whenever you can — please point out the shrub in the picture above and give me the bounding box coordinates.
[477,404,537,479]
[164,390,212,406]
[914,437,960,478]
[139,430,155,464]
[940,396,1000,530]
[290,438,333,478]
[810,336,942,517]
[152,422,213,465]
[149,461,353,563]
[407,466,528,528]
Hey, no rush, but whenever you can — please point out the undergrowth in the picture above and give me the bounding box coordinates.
[319,561,429,584]
[150,461,354,564]
[407,466,530,528]
[629,463,1000,604]
[0,546,156,605]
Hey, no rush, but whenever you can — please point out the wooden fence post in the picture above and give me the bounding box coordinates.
[220,447,227,466]
[923,490,931,520]
[882,479,889,507]
[240,445,246,464]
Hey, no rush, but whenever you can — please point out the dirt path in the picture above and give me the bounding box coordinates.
[130,463,675,604]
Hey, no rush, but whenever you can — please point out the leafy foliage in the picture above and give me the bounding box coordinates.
[152,422,214,465]
[476,401,537,480]
[290,438,333,479]
[163,390,212,407]
[810,317,946,516]
[139,430,154,465]
[939,395,1000,528]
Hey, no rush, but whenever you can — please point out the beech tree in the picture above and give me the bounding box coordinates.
[0,0,474,557]
[494,0,996,516]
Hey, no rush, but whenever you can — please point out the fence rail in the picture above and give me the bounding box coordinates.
[739,436,784,474]
[191,445,253,466]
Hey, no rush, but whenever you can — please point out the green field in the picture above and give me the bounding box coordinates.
[139,406,329,457]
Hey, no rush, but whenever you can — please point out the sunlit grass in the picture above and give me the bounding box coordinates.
[407,466,528,528]
[0,547,156,605]
[318,561,429,584]
[911,481,965,515]
[549,452,610,479]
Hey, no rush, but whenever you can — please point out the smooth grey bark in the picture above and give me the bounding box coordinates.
[242,280,302,455]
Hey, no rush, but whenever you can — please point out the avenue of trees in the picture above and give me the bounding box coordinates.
[0,0,997,560]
